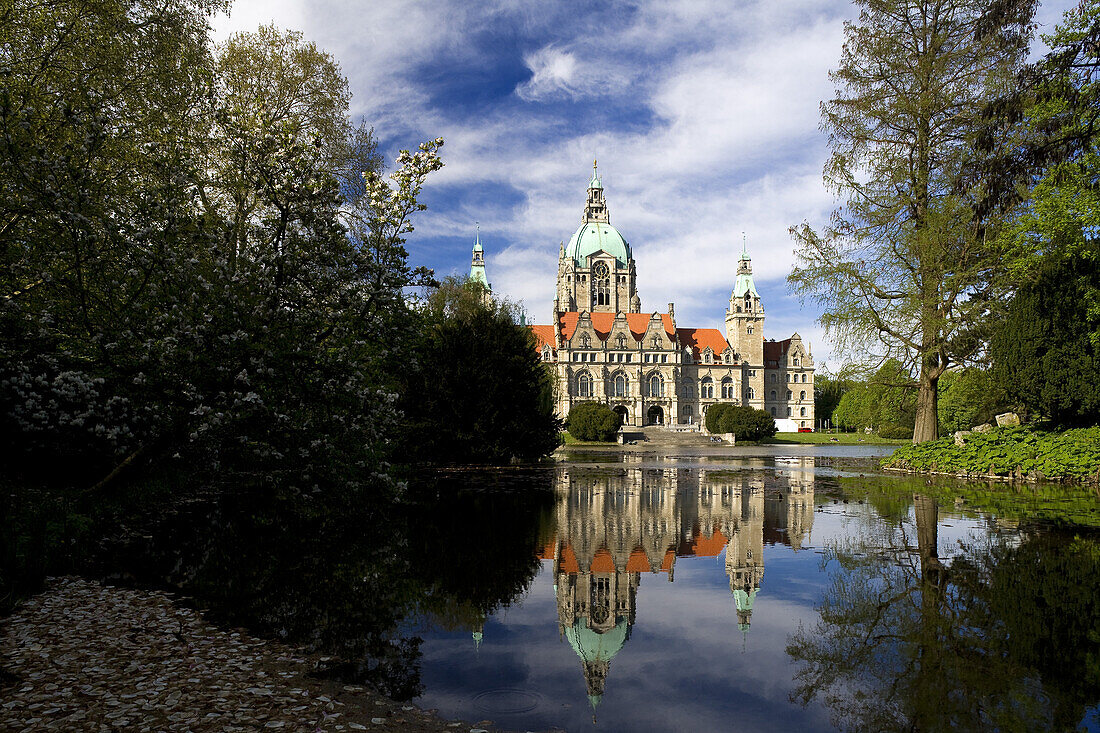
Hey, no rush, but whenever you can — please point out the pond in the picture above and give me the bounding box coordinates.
[98,446,1100,732]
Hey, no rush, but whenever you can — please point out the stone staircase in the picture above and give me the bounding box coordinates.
[636,425,717,447]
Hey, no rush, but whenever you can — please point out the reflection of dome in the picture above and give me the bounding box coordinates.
[565,222,632,268]
[564,615,631,706]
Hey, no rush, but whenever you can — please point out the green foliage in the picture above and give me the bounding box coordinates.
[830,360,916,432]
[884,426,1100,480]
[707,404,776,441]
[704,402,734,433]
[936,368,1005,434]
[0,0,443,501]
[566,402,621,443]
[401,278,561,464]
[877,423,913,440]
[991,250,1100,427]
[813,371,848,427]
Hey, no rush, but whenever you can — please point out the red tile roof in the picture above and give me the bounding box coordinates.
[530,324,555,350]
[763,338,792,362]
[533,311,676,344]
[676,328,731,357]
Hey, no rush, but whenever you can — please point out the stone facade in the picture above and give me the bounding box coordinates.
[528,164,816,429]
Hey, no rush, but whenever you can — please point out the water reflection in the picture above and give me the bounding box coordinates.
[539,460,816,712]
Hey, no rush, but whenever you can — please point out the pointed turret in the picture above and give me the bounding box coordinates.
[583,160,609,223]
[469,222,491,294]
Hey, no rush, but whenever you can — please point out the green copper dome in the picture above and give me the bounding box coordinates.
[565,222,631,268]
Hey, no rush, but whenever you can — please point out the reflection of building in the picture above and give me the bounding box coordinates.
[540,462,816,708]
[528,163,816,428]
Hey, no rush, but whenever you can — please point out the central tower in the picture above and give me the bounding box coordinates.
[555,161,641,313]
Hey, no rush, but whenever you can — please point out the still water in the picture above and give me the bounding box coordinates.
[405,448,1100,732]
[105,446,1100,732]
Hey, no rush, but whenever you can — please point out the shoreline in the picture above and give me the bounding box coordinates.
[0,577,511,733]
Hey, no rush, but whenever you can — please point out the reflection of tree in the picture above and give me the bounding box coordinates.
[787,495,1058,732]
[97,469,556,701]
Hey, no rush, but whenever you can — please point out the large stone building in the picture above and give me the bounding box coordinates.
[526,163,815,428]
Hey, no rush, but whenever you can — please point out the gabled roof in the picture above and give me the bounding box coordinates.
[530,324,555,350]
[676,328,731,356]
[763,338,792,362]
[549,312,676,343]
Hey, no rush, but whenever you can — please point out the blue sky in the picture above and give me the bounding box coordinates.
[213,0,1074,369]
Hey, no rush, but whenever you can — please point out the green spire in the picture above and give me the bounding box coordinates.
[469,223,490,289]
[588,158,602,190]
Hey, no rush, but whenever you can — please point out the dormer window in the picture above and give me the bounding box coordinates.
[617,334,626,348]
[581,333,591,348]
[747,326,754,335]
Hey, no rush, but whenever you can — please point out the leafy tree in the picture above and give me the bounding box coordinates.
[566,402,620,443]
[789,0,1036,443]
[720,406,777,441]
[991,251,1100,426]
[402,278,561,463]
[0,0,444,497]
[936,368,1004,433]
[831,360,916,433]
[813,370,848,428]
[704,403,735,433]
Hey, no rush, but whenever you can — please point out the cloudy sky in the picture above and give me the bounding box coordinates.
[213,0,1073,369]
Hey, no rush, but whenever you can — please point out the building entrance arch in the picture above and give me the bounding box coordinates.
[612,405,629,426]
[647,405,664,426]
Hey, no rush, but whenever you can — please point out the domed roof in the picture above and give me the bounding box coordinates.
[565,221,632,268]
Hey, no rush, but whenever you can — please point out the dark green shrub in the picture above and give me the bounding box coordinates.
[878,423,914,440]
[566,402,621,442]
[705,403,735,433]
[715,405,777,441]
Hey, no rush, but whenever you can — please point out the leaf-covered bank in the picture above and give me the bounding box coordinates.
[883,426,1100,483]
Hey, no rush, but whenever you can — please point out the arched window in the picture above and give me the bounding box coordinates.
[616,333,626,348]
[594,262,610,306]
[770,407,777,417]
[770,390,777,401]
[703,349,713,364]
[721,377,734,399]
[701,377,714,399]
[769,373,776,382]
[651,336,660,349]
[747,326,754,335]
[793,358,799,366]
[580,333,590,348]
[787,390,793,400]
[800,407,807,417]
[681,380,694,398]
[576,372,593,397]
[799,390,806,401]
[542,346,551,362]
[613,372,628,397]
[746,387,755,399]
[648,373,662,398]
[786,406,792,417]
[802,373,808,382]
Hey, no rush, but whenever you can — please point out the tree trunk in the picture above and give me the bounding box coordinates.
[913,364,939,444]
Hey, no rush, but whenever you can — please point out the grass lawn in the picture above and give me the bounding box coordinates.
[764,432,910,446]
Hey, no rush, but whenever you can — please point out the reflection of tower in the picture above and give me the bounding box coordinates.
[725,484,764,632]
